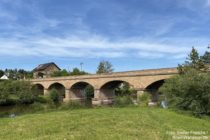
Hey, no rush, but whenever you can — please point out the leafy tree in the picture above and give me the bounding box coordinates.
[160,47,210,116]
[96,60,113,74]
[0,80,34,105]
[115,82,136,96]
[160,70,210,116]
[84,85,94,99]
[51,69,70,77]
[0,70,4,77]
[3,69,32,80]
[70,68,88,75]
[49,89,60,103]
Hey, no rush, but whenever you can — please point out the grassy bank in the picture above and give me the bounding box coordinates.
[0,107,209,140]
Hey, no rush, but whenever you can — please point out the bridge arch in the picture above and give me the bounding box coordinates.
[70,81,94,101]
[99,80,134,101]
[145,79,165,102]
[48,82,65,101]
[32,83,44,96]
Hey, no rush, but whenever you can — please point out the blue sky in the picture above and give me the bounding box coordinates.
[0,0,209,73]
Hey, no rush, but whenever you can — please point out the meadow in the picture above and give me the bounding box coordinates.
[0,107,209,140]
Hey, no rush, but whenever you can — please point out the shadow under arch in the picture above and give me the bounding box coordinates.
[145,79,165,102]
[48,82,65,101]
[99,80,134,102]
[32,84,44,96]
[70,81,94,104]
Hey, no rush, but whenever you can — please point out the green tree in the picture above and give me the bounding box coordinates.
[49,89,60,103]
[0,80,34,105]
[51,69,70,77]
[160,47,210,116]
[115,82,136,96]
[160,70,210,116]
[201,47,210,64]
[0,70,4,77]
[70,68,88,75]
[178,47,205,74]
[96,60,113,74]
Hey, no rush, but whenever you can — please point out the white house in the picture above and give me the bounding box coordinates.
[0,75,9,80]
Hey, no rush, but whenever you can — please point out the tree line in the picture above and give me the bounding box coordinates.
[0,60,114,79]
[0,69,33,80]
[51,60,114,77]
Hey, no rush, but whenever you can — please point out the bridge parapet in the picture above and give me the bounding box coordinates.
[30,67,178,82]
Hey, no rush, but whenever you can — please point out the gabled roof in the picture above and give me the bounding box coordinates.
[0,75,8,80]
[33,62,61,72]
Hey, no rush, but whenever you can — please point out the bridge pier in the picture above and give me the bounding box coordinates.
[44,88,48,95]
[92,89,114,106]
[63,89,71,102]
[92,89,101,105]
[136,89,145,102]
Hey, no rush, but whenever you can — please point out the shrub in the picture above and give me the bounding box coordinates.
[138,92,151,106]
[159,69,210,116]
[49,89,60,103]
[0,80,34,106]
[35,95,50,104]
[113,96,133,107]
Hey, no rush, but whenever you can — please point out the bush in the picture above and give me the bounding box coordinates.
[35,95,50,104]
[138,93,151,106]
[160,69,210,116]
[113,96,133,107]
[0,80,34,106]
[49,89,60,103]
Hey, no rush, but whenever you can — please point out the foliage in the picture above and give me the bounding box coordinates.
[138,92,152,106]
[84,85,94,99]
[70,68,88,75]
[51,69,70,77]
[0,70,4,77]
[160,69,210,116]
[96,60,113,74]
[115,82,136,96]
[113,96,133,107]
[160,47,210,116]
[34,95,50,104]
[0,80,34,105]
[49,89,60,103]
[4,69,33,80]
[201,51,210,64]
[177,47,208,74]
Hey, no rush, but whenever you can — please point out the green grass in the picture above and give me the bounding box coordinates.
[0,107,209,140]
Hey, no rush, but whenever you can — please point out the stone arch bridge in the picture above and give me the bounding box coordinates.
[30,68,178,105]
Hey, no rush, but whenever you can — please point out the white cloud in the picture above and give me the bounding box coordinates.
[0,34,195,59]
[207,0,210,6]
[0,0,208,60]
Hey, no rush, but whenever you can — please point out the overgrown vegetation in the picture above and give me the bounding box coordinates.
[113,82,137,107]
[0,69,33,79]
[51,68,89,77]
[138,92,152,106]
[160,47,210,116]
[0,80,34,106]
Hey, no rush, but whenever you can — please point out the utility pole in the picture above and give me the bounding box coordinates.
[80,62,84,71]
